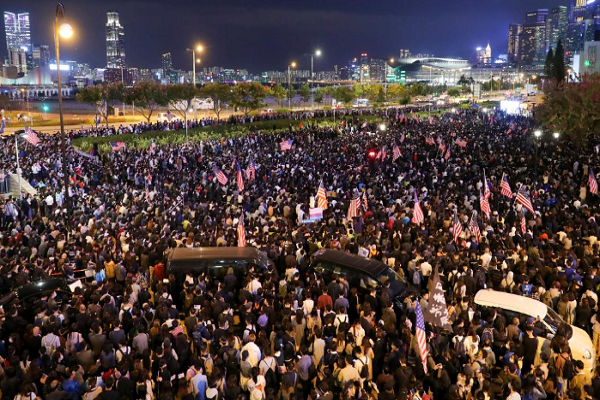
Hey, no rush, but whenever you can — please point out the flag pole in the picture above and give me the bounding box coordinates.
[14,130,22,199]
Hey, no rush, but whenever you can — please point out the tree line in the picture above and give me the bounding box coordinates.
[75,81,448,125]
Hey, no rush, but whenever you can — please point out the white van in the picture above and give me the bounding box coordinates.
[474,290,596,375]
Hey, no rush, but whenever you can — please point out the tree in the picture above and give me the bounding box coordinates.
[352,83,364,99]
[457,75,470,86]
[270,84,286,107]
[331,86,356,106]
[387,84,410,104]
[535,73,600,148]
[298,84,311,104]
[199,83,234,121]
[313,88,325,104]
[286,85,296,107]
[544,48,555,79]
[231,82,268,116]
[166,84,198,120]
[553,40,566,83]
[126,82,169,123]
[447,87,461,97]
[76,83,125,127]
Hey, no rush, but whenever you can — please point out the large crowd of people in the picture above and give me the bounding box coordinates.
[0,105,598,400]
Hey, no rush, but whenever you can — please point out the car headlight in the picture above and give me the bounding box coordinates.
[584,349,592,360]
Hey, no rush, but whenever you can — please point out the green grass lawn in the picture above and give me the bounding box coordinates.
[72,115,384,153]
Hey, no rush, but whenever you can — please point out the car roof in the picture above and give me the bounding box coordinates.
[474,289,548,319]
[312,249,388,276]
[16,277,68,299]
[168,247,271,268]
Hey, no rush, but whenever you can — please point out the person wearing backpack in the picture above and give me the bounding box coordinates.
[555,344,574,398]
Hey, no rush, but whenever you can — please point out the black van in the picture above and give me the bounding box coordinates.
[308,249,409,304]
[167,247,274,287]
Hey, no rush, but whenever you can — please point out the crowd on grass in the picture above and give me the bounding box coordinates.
[0,106,600,400]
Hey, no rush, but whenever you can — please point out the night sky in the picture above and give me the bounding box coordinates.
[3,0,567,72]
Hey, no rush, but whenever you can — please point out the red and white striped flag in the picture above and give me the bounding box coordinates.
[480,189,491,219]
[483,172,491,200]
[590,169,598,195]
[516,188,535,215]
[237,213,246,247]
[521,209,527,235]
[362,192,368,211]
[455,138,467,148]
[444,148,451,160]
[246,160,256,181]
[415,300,429,374]
[22,124,40,146]
[280,139,293,151]
[347,197,359,219]
[316,181,328,210]
[426,137,435,145]
[214,166,228,185]
[393,145,401,162]
[236,163,244,192]
[500,173,513,199]
[400,132,405,143]
[469,211,481,242]
[412,194,424,225]
[452,211,463,244]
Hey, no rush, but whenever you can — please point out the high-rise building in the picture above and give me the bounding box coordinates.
[4,12,31,52]
[570,0,589,23]
[518,9,548,65]
[546,6,568,51]
[508,24,523,64]
[32,45,50,68]
[162,52,173,83]
[106,11,126,68]
[7,47,27,74]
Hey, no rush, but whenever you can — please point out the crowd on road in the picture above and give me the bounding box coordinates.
[0,105,599,400]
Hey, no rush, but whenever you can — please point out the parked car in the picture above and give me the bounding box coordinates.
[475,289,596,376]
[308,249,410,306]
[0,278,72,317]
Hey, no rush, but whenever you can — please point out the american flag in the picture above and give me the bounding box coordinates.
[166,111,174,122]
[22,124,40,146]
[439,142,446,154]
[483,172,491,200]
[412,194,424,225]
[516,188,535,215]
[415,300,429,374]
[521,209,527,235]
[377,146,387,161]
[236,163,244,192]
[455,138,467,148]
[444,148,451,160]
[429,116,434,124]
[469,211,481,242]
[400,132,405,143]
[280,139,293,151]
[362,192,368,211]
[246,160,256,181]
[452,211,463,244]
[214,166,228,185]
[316,181,328,210]
[110,142,126,152]
[237,213,246,247]
[500,173,513,198]
[426,137,435,145]
[590,169,598,195]
[0,118,5,134]
[149,139,156,154]
[393,145,401,162]
[480,189,491,219]
[347,196,360,219]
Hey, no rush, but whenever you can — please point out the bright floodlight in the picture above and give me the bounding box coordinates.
[315,49,322,57]
[379,124,386,131]
[390,58,395,63]
[196,45,204,52]
[58,23,73,39]
[451,108,456,113]
[482,108,488,113]
[291,62,297,68]
[534,130,542,138]
[553,132,560,139]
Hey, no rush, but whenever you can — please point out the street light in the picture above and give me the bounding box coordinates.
[379,123,386,132]
[186,44,204,87]
[54,3,73,227]
[185,108,193,142]
[310,50,321,111]
[288,62,296,110]
[534,130,542,138]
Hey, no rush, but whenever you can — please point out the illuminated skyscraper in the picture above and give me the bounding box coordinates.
[4,11,31,52]
[508,24,522,64]
[106,11,126,68]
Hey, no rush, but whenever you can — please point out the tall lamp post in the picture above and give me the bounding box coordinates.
[534,129,542,177]
[310,50,321,111]
[54,3,73,228]
[287,62,296,110]
[187,44,203,120]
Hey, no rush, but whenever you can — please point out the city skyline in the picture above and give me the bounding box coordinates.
[0,0,567,72]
